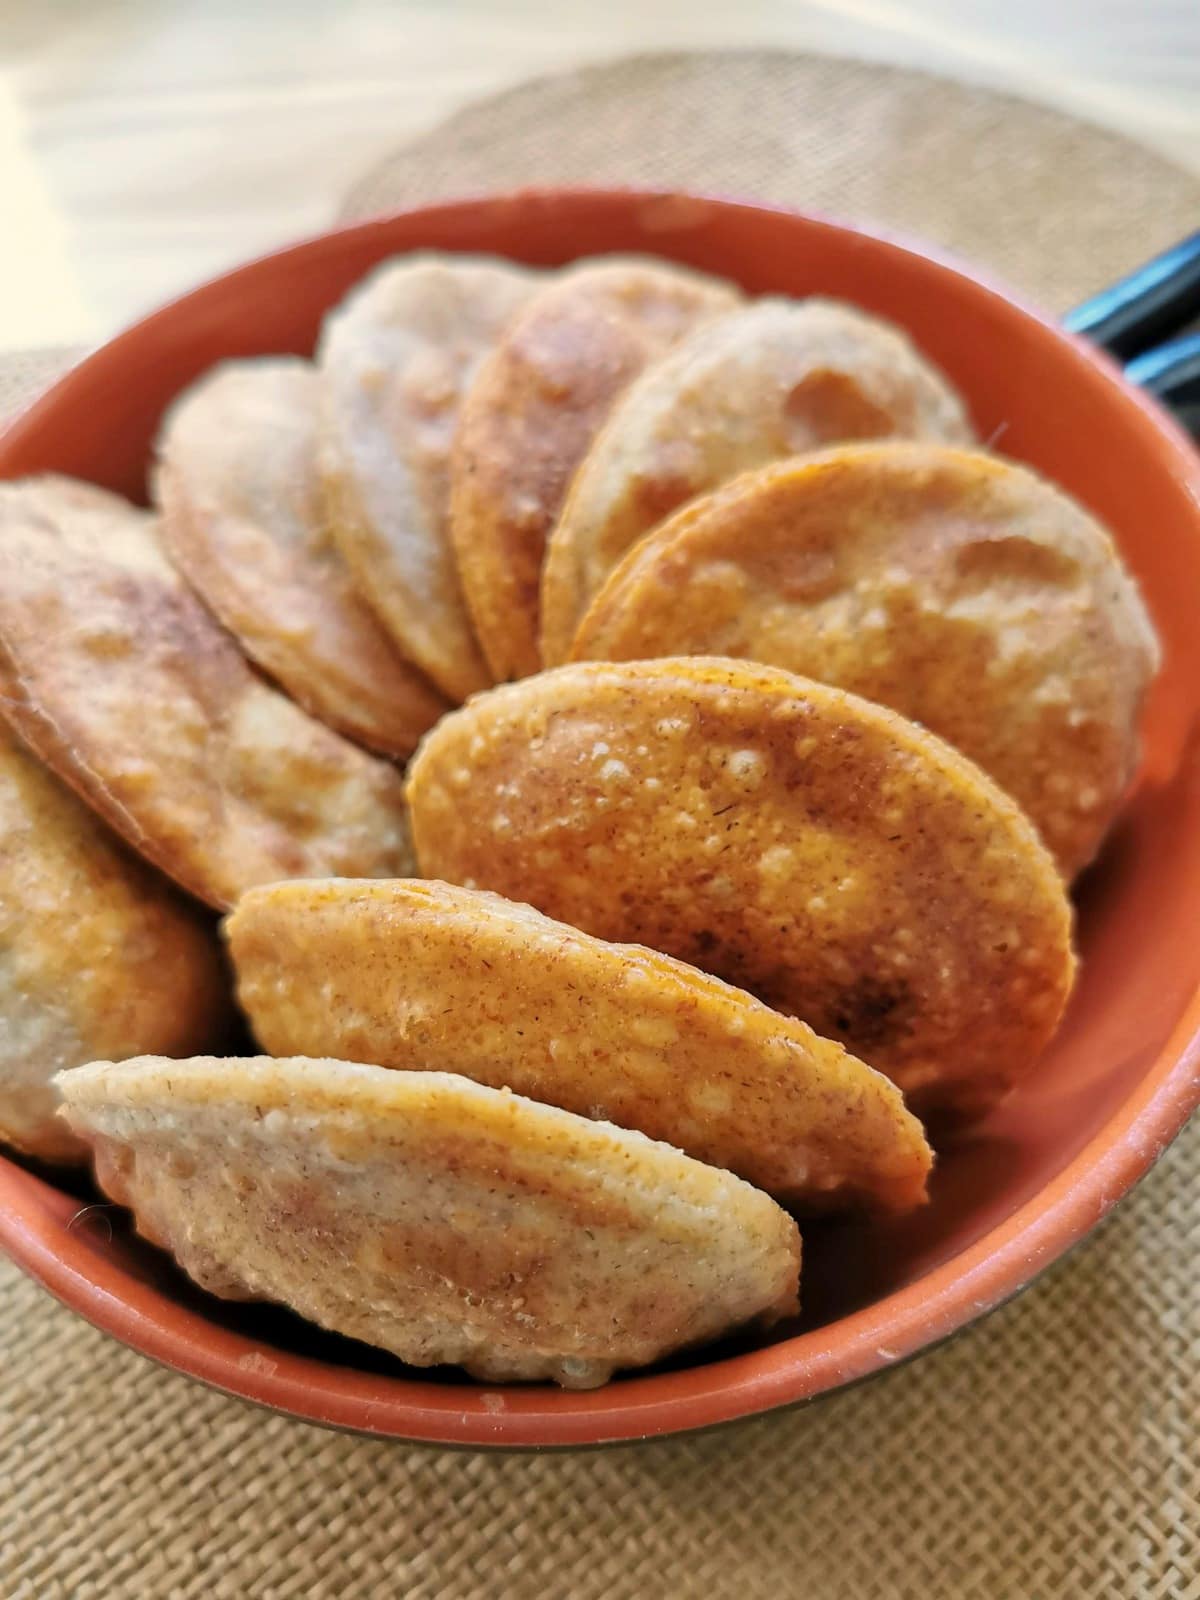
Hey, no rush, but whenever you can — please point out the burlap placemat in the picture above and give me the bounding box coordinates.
[3,52,1198,1600]
[340,51,1200,313]
[0,348,83,418]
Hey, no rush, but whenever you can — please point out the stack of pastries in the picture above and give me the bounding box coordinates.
[0,252,1158,1386]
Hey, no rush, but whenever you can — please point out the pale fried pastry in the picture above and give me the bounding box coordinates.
[450,257,741,681]
[226,877,932,1211]
[0,724,228,1163]
[0,477,415,910]
[57,1054,801,1387]
[569,445,1160,876]
[406,658,1075,1114]
[318,255,537,701]
[538,298,973,661]
[156,356,447,755]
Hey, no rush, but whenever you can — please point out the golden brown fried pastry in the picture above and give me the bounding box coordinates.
[318,255,537,701]
[58,1054,800,1387]
[450,257,741,681]
[0,476,415,910]
[538,298,973,662]
[569,445,1160,877]
[227,877,932,1211]
[155,356,447,755]
[0,724,228,1163]
[407,658,1075,1115]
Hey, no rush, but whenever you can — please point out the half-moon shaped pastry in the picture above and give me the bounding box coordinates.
[58,1054,801,1387]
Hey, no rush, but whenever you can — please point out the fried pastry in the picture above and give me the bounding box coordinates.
[569,444,1160,876]
[538,298,972,661]
[450,257,740,681]
[227,877,932,1210]
[58,1054,801,1387]
[406,658,1075,1114]
[0,476,414,909]
[0,724,227,1163]
[318,255,537,700]
[156,356,447,755]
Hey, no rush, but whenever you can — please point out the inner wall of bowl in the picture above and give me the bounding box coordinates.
[2,192,1199,1364]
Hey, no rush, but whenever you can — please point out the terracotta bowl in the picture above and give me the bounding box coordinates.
[1,190,1197,1449]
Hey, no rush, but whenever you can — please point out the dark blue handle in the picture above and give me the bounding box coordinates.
[1125,332,1200,441]
[1063,231,1200,361]
[1065,231,1200,440]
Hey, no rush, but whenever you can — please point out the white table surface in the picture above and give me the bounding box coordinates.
[0,0,1198,352]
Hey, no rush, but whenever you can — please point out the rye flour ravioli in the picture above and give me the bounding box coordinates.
[569,444,1160,877]
[57,1055,801,1388]
[449,257,741,681]
[538,298,973,662]
[318,254,537,701]
[226,878,932,1211]
[0,725,228,1163]
[406,658,1075,1114]
[0,477,415,910]
[156,356,447,755]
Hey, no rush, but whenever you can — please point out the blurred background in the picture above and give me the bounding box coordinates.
[0,0,1198,350]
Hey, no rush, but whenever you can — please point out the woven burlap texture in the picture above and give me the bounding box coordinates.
[340,50,1200,313]
[0,347,82,418]
[2,51,1198,1600]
